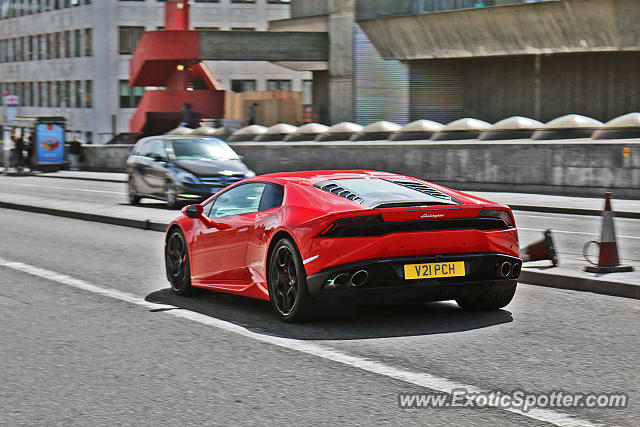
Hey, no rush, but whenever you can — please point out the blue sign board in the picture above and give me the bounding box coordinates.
[36,123,65,165]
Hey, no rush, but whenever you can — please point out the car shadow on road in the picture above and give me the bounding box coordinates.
[145,288,513,340]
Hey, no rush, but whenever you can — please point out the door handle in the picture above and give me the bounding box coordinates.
[238,226,249,232]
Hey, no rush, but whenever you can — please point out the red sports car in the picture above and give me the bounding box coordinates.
[165,170,521,322]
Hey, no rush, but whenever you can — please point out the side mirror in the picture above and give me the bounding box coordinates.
[183,204,203,218]
[182,205,232,230]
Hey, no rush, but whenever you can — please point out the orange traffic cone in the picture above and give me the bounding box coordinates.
[521,229,558,266]
[583,192,634,273]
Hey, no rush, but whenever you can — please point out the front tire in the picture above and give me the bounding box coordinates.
[128,177,141,205]
[165,228,195,295]
[455,283,517,310]
[268,238,318,322]
[165,183,179,209]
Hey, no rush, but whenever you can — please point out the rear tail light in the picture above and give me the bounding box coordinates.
[477,209,514,228]
[318,214,384,237]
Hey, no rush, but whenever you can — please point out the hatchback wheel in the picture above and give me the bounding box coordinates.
[165,184,179,209]
[128,177,141,205]
[165,228,195,295]
[268,238,318,322]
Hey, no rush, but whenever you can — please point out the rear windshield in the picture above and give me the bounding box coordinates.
[316,178,457,208]
[170,138,239,161]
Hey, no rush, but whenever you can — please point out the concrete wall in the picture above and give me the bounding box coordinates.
[228,140,640,199]
[360,0,640,60]
[409,52,640,124]
[7,140,637,199]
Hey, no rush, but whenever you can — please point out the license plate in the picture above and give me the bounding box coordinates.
[404,261,465,280]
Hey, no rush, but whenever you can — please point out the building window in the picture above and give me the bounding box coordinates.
[54,32,61,58]
[75,80,82,107]
[47,34,55,59]
[231,79,256,93]
[55,80,62,107]
[74,29,81,56]
[231,0,255,3]
[27,35,34,60]
[118,26,145,54]
[119,80,144,108]
[194,27,220,31]
[231,27,255,31]
[85,80,93,108]
[267,80,292,91]
[64,80,71,107]
[84,28,92,56]
[64,30,71,58]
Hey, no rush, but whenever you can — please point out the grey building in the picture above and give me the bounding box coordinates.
[0,0,310,143]
[238,0,640,125]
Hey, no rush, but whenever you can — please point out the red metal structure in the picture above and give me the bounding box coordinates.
[129,0,225,136]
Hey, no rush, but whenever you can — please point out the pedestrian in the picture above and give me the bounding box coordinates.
[247,102,259,125]
[180,103,196,128]
[3,133,16,175]
[69,134,82,171]
[24,134,34,172]
[14,134,24,174]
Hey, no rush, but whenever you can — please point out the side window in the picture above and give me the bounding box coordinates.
[209,183,267,219]
[148,140,167,160]
[259,183,284,212]
[134,140,150,156]
[202,200,214,218]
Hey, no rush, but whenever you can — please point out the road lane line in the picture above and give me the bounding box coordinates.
[518,227,640,241]
[0,257,599,427]
[7,182,125,195]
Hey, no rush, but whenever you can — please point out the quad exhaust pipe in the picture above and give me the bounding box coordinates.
[324,270,369,289]
[350,270,368,287]
[499,261,512,278]
[496,261,521,279]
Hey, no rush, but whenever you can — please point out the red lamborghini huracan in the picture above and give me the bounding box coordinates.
[165,170,521,322]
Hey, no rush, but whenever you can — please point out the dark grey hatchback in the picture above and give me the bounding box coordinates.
[126,135,255,208]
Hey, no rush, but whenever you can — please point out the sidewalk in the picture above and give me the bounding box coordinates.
[33,170,640,218]
[3,171,638,300]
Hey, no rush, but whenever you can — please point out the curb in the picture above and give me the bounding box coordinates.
[519,270,640,300]
[33,173,126,184]
[0,200,168,232]
[26,174,640,219]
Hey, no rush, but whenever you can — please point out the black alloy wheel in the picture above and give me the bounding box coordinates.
[165,228,195,295]
[268,238,317,322]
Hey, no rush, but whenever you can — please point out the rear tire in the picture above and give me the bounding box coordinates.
[268,238,318,322]
[165,228,195,295]
[455,283,516,310]
[128,177,141,205]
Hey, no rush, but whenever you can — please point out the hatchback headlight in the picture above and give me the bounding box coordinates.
[176,170,201,185]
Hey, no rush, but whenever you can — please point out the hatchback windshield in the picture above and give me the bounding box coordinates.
[170,138,240,161]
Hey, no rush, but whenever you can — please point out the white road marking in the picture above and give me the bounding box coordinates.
[0,257,599,427]
[7,182,125,195]
[518,227,640,241]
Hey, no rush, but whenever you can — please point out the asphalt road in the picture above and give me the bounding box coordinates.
[1,208,639,426]
[1,174,638,264]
